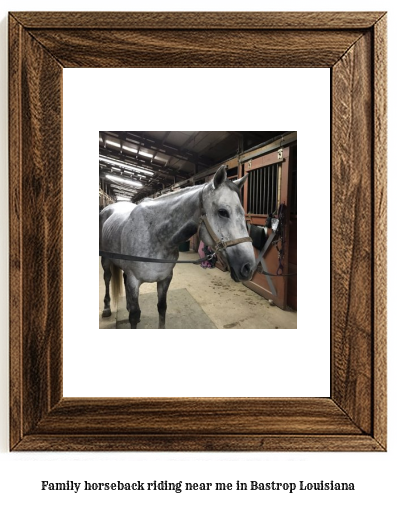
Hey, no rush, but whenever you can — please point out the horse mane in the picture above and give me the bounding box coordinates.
[147,178,240,204]
[149,184,203,202]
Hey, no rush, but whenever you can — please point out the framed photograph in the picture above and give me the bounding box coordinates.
[9,11,387,451]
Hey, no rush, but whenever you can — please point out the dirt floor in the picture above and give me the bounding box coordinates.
[99,252,297,330]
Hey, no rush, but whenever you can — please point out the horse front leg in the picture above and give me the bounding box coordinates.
[157,272,173,329]
[101,257,112,317]
[125,273,141,329]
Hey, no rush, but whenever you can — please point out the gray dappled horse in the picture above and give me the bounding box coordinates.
[100,165,255,329]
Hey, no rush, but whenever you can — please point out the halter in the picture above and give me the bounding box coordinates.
[198,185,252,254]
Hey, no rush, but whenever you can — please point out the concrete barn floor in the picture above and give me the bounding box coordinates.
[99,252,297,330]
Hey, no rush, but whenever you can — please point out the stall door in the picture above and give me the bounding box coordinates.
[243,146,295,310]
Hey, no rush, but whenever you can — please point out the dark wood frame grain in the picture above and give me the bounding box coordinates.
[9,11,387,452]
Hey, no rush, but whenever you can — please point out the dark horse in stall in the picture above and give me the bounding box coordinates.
[99,165,255,329]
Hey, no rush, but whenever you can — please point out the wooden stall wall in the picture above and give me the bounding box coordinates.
[243,144,297,310]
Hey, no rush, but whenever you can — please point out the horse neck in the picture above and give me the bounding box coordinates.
[160,184,205,246]
[165,184,204,220]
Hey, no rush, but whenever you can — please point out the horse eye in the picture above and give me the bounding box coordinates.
[218,209,230,218]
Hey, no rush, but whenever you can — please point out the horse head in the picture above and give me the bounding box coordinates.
[200,165,256,282]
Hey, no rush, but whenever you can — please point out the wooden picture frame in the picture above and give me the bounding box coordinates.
[9,12,387,451]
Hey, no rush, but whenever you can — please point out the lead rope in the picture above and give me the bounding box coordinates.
[100,185,297,276]
[99,249,214,265]
[100,184,251,265]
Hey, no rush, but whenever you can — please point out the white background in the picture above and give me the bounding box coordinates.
[0,1,395,507]
[63,68,330,398]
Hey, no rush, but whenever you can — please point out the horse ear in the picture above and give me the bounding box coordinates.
[233,173,249,191]
[213,165,228,189]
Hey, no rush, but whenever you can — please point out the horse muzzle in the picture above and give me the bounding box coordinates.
[229,260,255,282]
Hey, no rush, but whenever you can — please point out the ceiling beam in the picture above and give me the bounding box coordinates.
[113,131,214,168]
[99,147,189,181]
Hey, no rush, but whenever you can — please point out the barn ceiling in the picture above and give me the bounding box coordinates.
[99,131,287,202]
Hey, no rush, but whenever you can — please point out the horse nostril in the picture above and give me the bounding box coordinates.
[240,262,253,279]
